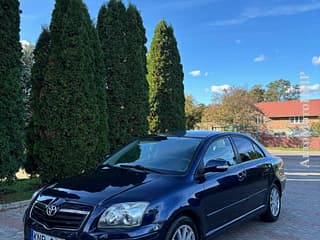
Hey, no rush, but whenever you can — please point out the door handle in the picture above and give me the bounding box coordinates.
[237,170,247,181]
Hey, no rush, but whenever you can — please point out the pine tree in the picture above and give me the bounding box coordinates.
[25,27,51,175]
[0,0,25,180]
[97,0,129,151]
[147,20,185,133]
[34,0,108,182]
[125,4,149,138]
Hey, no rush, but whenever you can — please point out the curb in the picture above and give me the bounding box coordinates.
[268,150,320,156]
[0,199,30,212]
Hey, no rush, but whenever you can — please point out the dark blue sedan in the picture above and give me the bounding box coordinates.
[24,131,286,240]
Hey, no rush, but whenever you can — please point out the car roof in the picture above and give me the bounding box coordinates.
[157,130,239,139]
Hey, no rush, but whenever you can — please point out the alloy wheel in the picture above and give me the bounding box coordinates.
[270,187,280,216]
[172,224,196,240]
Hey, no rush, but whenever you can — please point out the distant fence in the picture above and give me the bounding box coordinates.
[259,137,320,149]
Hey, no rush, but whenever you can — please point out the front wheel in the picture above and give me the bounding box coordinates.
[165,216,199,240]
[260,184,281,222]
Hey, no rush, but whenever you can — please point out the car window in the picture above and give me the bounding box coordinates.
[203,137,236,166]
[103,137,202,174]
[232,136,264,162]
[252,143,265,158]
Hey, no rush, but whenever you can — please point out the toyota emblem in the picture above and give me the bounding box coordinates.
[46,204,58,216]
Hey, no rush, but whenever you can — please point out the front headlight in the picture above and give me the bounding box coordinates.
[98,202,149,228]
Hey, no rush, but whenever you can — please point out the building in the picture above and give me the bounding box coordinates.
[255,99,320,136]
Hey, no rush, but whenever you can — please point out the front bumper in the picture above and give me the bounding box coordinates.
[24,217,162,240]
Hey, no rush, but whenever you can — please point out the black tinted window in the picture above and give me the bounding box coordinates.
[203,137,236,166]
[252,143,265,158]
[232,137,264,162]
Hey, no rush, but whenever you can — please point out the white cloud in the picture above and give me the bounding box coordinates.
[20,40,31,49]
[299,72,310,79]
[211,2,320,26]
[204,72,209,76]
[312,56,320,66]
[210,84,231,93]
[254,54,266,62]
[189,70,201,77]
[300,84,320,94]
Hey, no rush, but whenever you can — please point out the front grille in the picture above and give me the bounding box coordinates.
[30,201,92,230]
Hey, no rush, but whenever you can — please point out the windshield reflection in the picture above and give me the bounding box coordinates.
[104,136,202,174]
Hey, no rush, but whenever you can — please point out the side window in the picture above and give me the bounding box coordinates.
[252,143,265,159]
[232,137,264,162]
[203,137,236,166]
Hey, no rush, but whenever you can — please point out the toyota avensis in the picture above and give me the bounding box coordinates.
[24,131,286,240]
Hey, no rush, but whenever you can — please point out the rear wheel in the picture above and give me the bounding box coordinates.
[260,184,281,222]
[165,216,199,240]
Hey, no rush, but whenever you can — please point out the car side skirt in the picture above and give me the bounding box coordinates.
[206,204,266,238]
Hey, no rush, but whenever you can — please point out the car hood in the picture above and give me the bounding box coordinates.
[40,167,157,206]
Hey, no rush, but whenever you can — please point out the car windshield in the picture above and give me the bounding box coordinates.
[103,136,202,174]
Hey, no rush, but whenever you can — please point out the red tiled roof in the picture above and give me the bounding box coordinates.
[255,99,320,117]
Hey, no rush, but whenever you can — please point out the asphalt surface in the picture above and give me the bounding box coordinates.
[1,154,319,240]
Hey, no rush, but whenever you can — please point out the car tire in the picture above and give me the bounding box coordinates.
[165,216,199,240]
[260,184,281,222]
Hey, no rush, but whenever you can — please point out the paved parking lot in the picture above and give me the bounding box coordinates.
[1,154,319,240]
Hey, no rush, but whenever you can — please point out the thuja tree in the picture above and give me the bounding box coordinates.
[97,1,150,151]
[147,20,185,133]
[0,0,25,180]
[97,0,130,151]
[125,4,149,139]
[25,27,50,175]
[34,0,109,182]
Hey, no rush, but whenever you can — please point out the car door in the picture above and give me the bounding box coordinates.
[231,135,272,212]
[200,136,248,233]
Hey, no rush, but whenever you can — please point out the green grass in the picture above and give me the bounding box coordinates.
[266,147,320,152]
[0,178,42,204]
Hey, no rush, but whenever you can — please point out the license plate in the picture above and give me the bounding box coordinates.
[31,229,64,240]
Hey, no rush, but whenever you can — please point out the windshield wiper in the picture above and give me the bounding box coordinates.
[101,163,119,169]
[119,164,162,174]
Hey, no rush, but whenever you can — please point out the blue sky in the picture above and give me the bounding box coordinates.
[20,0,320,105]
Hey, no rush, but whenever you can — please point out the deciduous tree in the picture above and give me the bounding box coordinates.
[185,95,205,129]
[212,88,258,126]
[265,79,300,101]
[249,84,265,103]
[21,41,34,122]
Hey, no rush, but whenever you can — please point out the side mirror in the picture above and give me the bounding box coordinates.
[204,159,229,173]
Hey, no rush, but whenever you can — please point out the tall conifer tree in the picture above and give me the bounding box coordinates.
[125,4,149,138]
[147,20,185,133]
[0,0,25,180]
[25,28,51,175]
[34,0,108,182]
[97,0,129,151]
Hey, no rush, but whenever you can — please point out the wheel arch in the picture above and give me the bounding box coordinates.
[165,208,205,240]
[273,179,282,197]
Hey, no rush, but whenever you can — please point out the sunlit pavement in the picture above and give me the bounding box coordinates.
[215,155,320,240]
[1,155,319,240]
